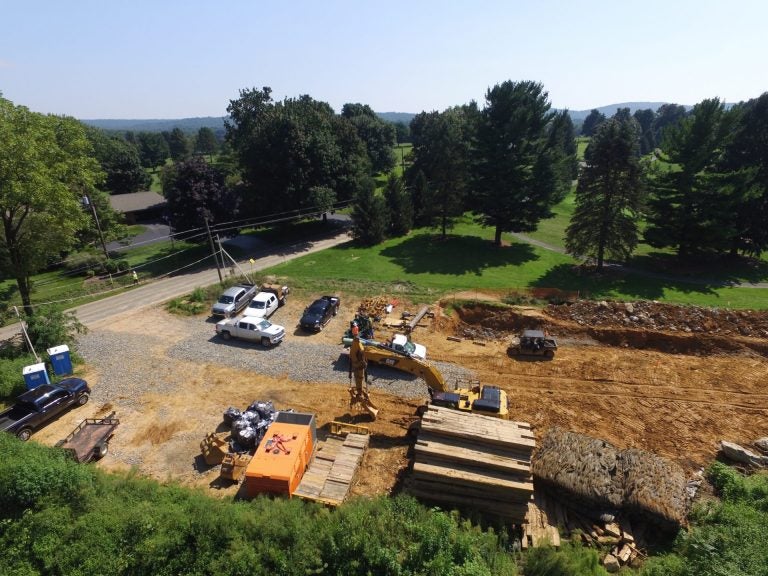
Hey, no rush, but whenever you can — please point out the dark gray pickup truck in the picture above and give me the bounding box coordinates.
[0,378,91,441]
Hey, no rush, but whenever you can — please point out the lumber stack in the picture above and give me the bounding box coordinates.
[408,405,535,523]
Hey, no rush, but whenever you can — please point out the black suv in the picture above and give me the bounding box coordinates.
[299,296,340,332]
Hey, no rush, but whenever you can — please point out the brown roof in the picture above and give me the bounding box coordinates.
[109,191,166,213]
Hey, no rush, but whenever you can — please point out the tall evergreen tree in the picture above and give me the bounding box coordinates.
[644,99,735,258]
[473,81,571,246]
[633,108,657,155]
[165,127,191,162]
[383,174,413,237]
[722,92,768,256]
[407,106,475,238]
[565,118,643,270]
[581,109,606,137]
[350,178,387,245]
[410,169,434,227]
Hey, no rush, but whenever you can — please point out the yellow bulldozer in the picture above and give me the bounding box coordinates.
[346,336,509,420]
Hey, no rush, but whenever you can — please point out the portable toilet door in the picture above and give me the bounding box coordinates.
[23,362,51,390]
[47,344,73,376]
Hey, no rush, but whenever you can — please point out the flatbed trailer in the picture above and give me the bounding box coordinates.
[56,412,119,463]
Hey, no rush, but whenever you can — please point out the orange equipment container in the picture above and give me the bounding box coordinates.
[244,418,315,497]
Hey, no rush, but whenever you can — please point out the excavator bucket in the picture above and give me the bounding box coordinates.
[200,431,229,466]
[349,389,379,420]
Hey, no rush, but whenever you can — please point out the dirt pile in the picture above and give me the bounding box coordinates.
[547,300,768,338]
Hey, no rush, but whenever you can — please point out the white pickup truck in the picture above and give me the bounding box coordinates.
[215,316,286,347]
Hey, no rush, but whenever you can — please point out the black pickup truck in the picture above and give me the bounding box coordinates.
[0,378,91,441]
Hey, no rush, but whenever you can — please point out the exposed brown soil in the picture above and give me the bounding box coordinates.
[31,294,768,501]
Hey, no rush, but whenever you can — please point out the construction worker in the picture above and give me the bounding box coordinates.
[132,270,139,285]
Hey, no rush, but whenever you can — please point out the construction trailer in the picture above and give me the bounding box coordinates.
[244,412,316,497]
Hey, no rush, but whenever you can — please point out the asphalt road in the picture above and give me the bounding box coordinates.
[1,228,351,342]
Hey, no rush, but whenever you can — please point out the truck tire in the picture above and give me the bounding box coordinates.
[544,349,555,359]
[16,428,32,441]
[220,331,232,341]
[94,442,109,460]
[261,337,271,347]
[78,393,90,406]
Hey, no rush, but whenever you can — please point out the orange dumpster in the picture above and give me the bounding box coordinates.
[244,421,314,497]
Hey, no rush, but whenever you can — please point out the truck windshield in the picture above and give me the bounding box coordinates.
[218,296,234,304]
[257,320,272,330]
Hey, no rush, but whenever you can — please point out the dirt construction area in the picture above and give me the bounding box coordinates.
[31,292,768,499]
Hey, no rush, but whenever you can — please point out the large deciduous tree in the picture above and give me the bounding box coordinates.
[137,131,170,171]
[162,156,234,238]
[194,127,218,160]
[225,88,369,219]
[565,117,644,270]
[644,98,735,258]
[165,127,191,162]
[408,105,476,237]
[341,103,396,174]
[87,128,151,194]
[473,80,574,246]
[0,98,103,313]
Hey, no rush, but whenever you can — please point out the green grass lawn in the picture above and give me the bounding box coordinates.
[576,136,589,161]
[264,215,768,309]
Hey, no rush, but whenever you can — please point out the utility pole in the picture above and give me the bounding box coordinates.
[14,306,40,363]
[205,218,223,284]
[82,195,109,260]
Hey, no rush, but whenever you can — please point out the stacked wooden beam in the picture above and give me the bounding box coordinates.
[408,405,535,523]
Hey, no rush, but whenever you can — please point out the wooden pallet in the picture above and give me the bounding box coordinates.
[294,433,370,506]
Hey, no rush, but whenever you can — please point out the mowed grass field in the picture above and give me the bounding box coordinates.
[266,215,768,309]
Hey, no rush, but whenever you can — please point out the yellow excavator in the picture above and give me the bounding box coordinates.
[346,336,509,419]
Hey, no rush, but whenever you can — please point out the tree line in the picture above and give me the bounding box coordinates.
[568,94,768,270]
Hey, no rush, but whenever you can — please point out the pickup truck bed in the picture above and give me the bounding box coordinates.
[56,412,120,463]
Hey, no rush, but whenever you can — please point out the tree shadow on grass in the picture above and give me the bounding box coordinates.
[629,252,768,286]
[378,234,538,276]
[533,263,720,301]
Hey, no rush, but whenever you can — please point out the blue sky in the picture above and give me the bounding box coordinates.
[1,0,766,119]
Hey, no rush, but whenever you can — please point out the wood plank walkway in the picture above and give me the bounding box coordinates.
[294,433,369,506]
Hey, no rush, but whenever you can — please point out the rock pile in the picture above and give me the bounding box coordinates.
[546,300,768,337]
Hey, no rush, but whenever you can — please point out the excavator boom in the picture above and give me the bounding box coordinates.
[347,337,509,419]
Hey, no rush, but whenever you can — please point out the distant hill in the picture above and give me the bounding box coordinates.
[565,102,691,121]
[80,117,226,134]
[376,112,416,125]
[80,102,707,135]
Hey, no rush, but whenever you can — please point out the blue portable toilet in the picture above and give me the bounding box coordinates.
[47,345,73,376]
[23,362,51,390]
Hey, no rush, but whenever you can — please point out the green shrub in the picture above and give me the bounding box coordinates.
[523,542,607,576]
[24,305,86,354]
[0,434,93,516]
[0,355,36,400]
[63,251,105,276]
